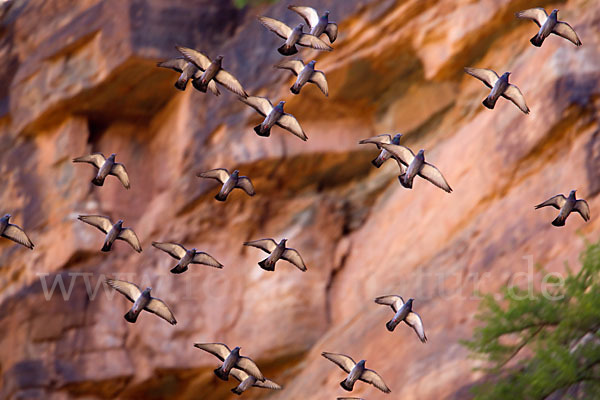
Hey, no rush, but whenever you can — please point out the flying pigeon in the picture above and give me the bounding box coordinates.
[230,369,282,396]
[197,169,255,202]
[239,96,307,140]
[152,242,223,273]
[535,190,590,226]
[516,8,582,47]
[375,295,427,343]
[194,343,265,382]
[464,67,530,114]
[381,145,452,193]
[359,133,404,168]
[243,238,307,272]
[274,59,328,96]
[78,215,142,253]
[157,57,220,95]
[105,278,177,325]
[321,352,391,393]
[175,46,248,97]
[288,5,338,43]
[0,214,34,250]
[73,153,131,188]
[258,16,332,56]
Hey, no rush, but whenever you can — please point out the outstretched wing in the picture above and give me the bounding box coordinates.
[574,199,591,221]
[321,352,356,373]
[552,21,582,46]
[236,356,265,382]
[152,242,186,260]
[215,69,248,97]
[502,84,530,114]
[110,163,130,189]
[374,295,404,313]
[236,177,255,196]
[309,70,328,96]
[157,57,188,73]
[2,224,34,249]
[146,298,177,325]
[276,113,308,141]
[360,369,391,393]
[325,22,338,43]
[73,153,106,169]
[175,46,211,70]
[380,144,415,166]
[359,134,392,147]
[419,162,452,193]
[288,5,319,28]
[193,343,231,361]
[254,378,282,390]
[192,252,223,269]
[239,96,274,118]
[297,33,333,51]
[243,238,278,254]
[515,8,548,27]
[258,16,292,40]
[77,215,113,234]
[464,67,500,89]
[274,59,305,75]
[281,248,307,271]
[405,311,427,343]
[117,228,142,253]
[105,278,141,303]
[197,168,230,184]
[535,194,567,210]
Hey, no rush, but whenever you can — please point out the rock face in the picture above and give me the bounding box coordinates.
[0,0,599,399]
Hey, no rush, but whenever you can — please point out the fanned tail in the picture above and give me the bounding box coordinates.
[278,44,298,56]
[482,96,497,109]
[254,125,271,137]
[340,379,354,391]
[124,310,138,323]
[386,319,397,332]
[398,174,413,189]
[552,215,566,227]
[371,155,385,168]
[214,367,229,381]
[530,34,544,47]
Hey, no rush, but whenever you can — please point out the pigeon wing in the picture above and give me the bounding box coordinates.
[325,23,338,42]
[464,67,500,89]
[215,69,248,97]
[192,252,223,269]
[552,21,582,46]
[206,80,221,96]
[360,369,391,393]
[78,215,113,234]
[297,33,333,51]
[276,114,308,141]
[157,57,188,73]
[258,16,292,40]
[236,356,265,381]
[152,242,187,260]
[117,228,142,253]
[243,239,278,254]
[288,5,319,28]
[419,162,453,193]
[405,311,427,343]
[380,144,415,166]
[574,199,591,221]
[105,278,141,303]
[145,297,177,325]
[229,368,248,383]
[515,8,548,27]
[2,224,34,249]
[359,134,392,147]
[535,194,567,210]
[254,378,282,390]
[236,177,255,196]
[374,295,404,313]
[193,343,231,361]
[239,96,274,118]
[109,163,131,189]
[321,352,356,373]
[198,168,230,184]
[502,84,530,114]
[175,46,211,70]
[73,153,106,169]
[281,248,307,271]
[309,70,329,96]
[274,59,305,75]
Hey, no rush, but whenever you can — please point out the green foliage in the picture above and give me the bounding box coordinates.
[232,0,279,9]
[464,241,600,399]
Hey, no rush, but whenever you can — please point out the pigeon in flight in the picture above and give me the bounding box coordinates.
[464,68,530,114]
[321,352,391,393]
[516,8,582,47]
[73,153,130,188]
[157,57,220,95]
[288,5,338,43]
[239,96,307,140]
[258,16,332,56]
[194,343,265,382]
[375,295,427,343]
[175,46,248,97]
[535,190,590,226]
[78,215,142,253]
[197,168,255,202]
[244,238,307,272]
[0,214,34,250]
[105,278,176,325]
[274,59,328,96]
[381,145,452,193]
[359,133,403,168]
[229,369,282,396]
[152,242,223,273]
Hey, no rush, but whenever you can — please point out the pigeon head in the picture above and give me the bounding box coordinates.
[215,55,224,61]
[417,149,425,156]
[392,133,403,141]
[296,23,305,31]
[308,60,317,67]
[191,248,197,253]
[357,360,366,368]
[276,101,286,110]
[144,287,152,292]
[406,298,414,309]
[116,219,124,227]
[4,214,10,218]
[109,153,117,158]
[501,72,511,81]
[232,169,240,176]
[324,11,330,16]
[232,346,241,354]
[570,190,577,197]
[551,9,558,15]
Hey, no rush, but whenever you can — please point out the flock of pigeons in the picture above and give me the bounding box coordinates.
[0,4,591,399]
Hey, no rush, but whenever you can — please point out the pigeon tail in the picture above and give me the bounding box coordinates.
[278,44,298,56]
[386,319,398,332]
[482,96,497,109]
[170,264,188,274]
[340,379,354,392]
[398,174,413,189]
[124,310,139,323]
[231,387,244,396]
[552,215,566,227]
[192,79,208,93]
[214,367,230,381]
[530,34,544,47]
[91,176,105,186]
[174,77,188,91]
[254,125,271,137]
[290,84,301,95]
[215,192,228,202]
[371,155,385,168]
[101,241,113,252]
[258,258,275,271]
